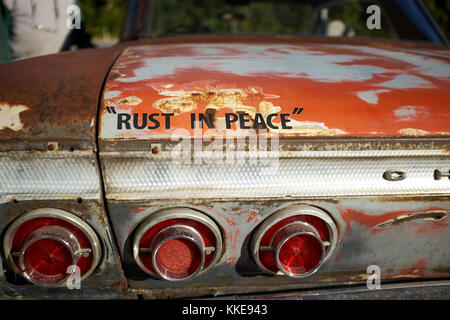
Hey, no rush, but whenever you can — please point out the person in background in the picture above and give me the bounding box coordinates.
[0,0,92,63]
[0,1,12,63]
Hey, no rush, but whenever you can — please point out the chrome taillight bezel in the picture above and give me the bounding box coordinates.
[3,208,102,286]
[132,207,223,281]
[250,205,338,278]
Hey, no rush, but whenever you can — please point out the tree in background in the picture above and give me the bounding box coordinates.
[80,0,449,42]
[80,0,128,41]
[423,0,450,41]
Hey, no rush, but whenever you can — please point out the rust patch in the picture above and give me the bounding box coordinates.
[112,275,129,291]
[116,96,142,106]
[279,120,346,136]
[148,85,346,136]
[390,258,430,278]
[0,46,122,150]
[399,128,430,136]
[150,86,265,116]
[153,96,197,114]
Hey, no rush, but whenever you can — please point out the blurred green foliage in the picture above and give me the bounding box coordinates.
[80,0,448,42]
[80,0,128,39]
[423,0,450,41]
[151,0,397,38]
[151,0,313,36]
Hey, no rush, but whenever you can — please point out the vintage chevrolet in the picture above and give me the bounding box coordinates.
[0,0,449,299]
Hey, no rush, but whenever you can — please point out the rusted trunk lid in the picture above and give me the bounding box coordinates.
[99,39,450,143]
[0,47,121,152]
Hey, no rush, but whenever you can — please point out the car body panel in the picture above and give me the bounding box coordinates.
[99,38,450,141]
[92,36,450,299]
[0,47,121,152]
[0,48,128,298]
[108,196,450,299]
[0,28,449,298]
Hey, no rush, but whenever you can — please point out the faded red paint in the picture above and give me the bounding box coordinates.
[225,217,237,227]
[412,218,448,237]
[340,207,449,236]
[131,208,147,214]
[213,211,242,252]
[246,211,258,223]
[390,258,430,277]
[99,39,450,140]
[225,257,237,264]
[222,209,259,223]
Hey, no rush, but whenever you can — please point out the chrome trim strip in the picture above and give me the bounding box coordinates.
[100,149,449,159]
[101,156,450,200]
[0,151,101,204]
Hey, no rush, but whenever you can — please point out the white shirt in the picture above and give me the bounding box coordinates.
[3,0,75,59]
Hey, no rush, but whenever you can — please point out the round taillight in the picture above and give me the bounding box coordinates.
[133,208,222,281]
[3,208,101,286]
[251,205,338,278]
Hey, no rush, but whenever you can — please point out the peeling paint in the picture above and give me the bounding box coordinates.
[340,207,449,236]
[104,91,122,99]
[99,41,450,139]
[399,128,430,136]
[394,106,426,122]
[279,120,346,136]
[0,46,121,150]
[356,90,389,104]
[337,45,450,79]
[0,104,29,131]
[390,258,430,278]
[378,74,432,89]
[118,45,388,83]
[116,96,142,106]
[374,211,448,228]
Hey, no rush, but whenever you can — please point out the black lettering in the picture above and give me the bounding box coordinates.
[117,113,131,130]
[190,113,196,129]
[162,113,174,129]
[280,113,292,129]
[133,113,147,129]
[253,113,267,129]
[191,113,214,129]
[148,113,160,129]
[199,112,214,128]
[239,113,251,129]
[225,113,238,129]
[267,114,278,129]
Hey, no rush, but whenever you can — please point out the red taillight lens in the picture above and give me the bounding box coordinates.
[156,239,202,274]
[251,206,338,278]
[133,208,222,281]
[277,234,324,276]
[153,227,204,280]
[19,225,79,285]
[4,209,101,286]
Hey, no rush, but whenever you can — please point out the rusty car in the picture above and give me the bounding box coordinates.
[0,0,449,300]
